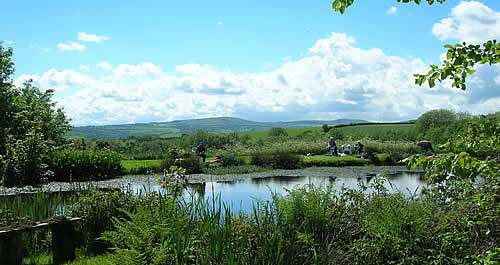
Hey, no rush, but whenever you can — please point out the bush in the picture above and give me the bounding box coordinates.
[47,150,122,182]
[268,127,288,137]
[221,154,239,167]
[251,152,274,168]
[69,190,138,254]
[175,154,202,174]
[272,151,301,169]
[159,147,202,174]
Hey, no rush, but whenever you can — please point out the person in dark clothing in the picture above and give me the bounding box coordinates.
[354,140,364,155]
[417,140,435,154]
[195,142,207,162]
[327,137,338,156]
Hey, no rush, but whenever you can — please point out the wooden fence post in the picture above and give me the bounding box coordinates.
[50,219,76,264]
[0,231,23,265]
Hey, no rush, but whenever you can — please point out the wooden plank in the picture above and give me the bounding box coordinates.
[0,217,82,237]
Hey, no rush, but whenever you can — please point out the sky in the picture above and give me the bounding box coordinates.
[2,0,500,126]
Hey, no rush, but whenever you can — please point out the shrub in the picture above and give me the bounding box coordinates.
[47,150,122,182]
[272,151,301,169]
[251,152,274,168]
[221,154,239,167]
[268,127,288,137]
[69,189,137,254]
[175,154,202,174]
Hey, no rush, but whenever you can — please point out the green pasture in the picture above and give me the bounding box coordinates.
[240,127,323,140]
[336,124,417,141]
[121,159,163,174]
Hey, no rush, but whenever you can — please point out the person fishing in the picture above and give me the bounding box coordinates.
[417,140,434,154]
[327,137,338,156]
[355,140,364,155]
[195,141,207,162]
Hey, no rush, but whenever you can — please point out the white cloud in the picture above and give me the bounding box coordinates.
[80,65,90,71]
[29,44,50,52]
[78,32,110,42]
[3,40,14,45]
[15,69,93,92]
[386,6,397,15]
[58,41,86,51]
[16,32,500,126]
[217,21,223,25]
[432,1,500,43]
[97,62,113,71]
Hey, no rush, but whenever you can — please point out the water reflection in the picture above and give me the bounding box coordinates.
[132,171,425,214]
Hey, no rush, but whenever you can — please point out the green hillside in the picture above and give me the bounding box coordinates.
[67,117,366,139]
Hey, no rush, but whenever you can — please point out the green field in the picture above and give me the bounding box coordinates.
[337,124,417,141]
[121,160,161,173]
[240,123,417,142]
[68,117,366,139]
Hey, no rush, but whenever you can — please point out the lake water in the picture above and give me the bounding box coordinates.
[131,170,426,213]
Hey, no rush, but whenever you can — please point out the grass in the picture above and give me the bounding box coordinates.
[202,164,270,175]
[121,159,163,170]
[121,159,163,174]
[301,155,370,167]
[337,124,417,142]
[0,192,73,227]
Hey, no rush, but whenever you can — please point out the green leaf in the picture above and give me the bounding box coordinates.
[429,78,435,88]
[446,51,453,60]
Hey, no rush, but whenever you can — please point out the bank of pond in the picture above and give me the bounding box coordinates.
[1,166,498,265]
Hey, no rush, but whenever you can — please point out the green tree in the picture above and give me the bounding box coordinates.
[415,109,456,135]
[0,43,71,187]
[268,127,288,137]
[322,124,330,133]
[0,43,15,156]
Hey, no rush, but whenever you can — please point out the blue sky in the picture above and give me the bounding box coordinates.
[2,0,500,125]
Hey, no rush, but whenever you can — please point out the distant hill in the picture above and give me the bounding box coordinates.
[67,117,367,139]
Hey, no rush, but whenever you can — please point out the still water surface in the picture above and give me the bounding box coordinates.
[131,171,426,213]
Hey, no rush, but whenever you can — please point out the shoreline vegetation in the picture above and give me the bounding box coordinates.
[0,165,422,196]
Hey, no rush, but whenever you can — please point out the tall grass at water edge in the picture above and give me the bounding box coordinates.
[0,191,72,227]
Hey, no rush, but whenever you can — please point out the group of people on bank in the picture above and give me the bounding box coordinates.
[193,135,435,163]
[327,137,435,156]
[326,137,364,156]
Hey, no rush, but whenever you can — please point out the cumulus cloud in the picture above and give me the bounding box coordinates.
[16,29,500,126]
[97,62,113,71]
[78,32,110,42]
[387,6,397,15]
[30,44,50,52]
[432,1,500,43]
[58,41,86,51]
[3,40,14,45]
[15,69,93,92]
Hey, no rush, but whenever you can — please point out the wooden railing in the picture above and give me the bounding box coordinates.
[0,217,82,265]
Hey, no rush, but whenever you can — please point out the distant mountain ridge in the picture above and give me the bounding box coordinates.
[67,117,367,139]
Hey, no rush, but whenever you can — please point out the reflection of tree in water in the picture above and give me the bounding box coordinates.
[186,182,206,197]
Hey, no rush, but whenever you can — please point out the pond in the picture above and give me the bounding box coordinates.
[130,169,426,213]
